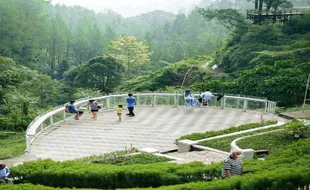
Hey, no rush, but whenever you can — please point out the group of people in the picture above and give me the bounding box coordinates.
[65,93,136,122]
[66,90,220,121]
[184,89,215,106]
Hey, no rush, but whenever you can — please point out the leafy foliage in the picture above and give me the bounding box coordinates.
[0,184,92,190]
[0,131,25,159]
[198,8,250,34]
[191,15,310,107]
[107,36,152,79]
[66,56,124,93]
[119,57,208,92]
[79,153,171,165]
[11,160,221,189]
[285,119,310,139]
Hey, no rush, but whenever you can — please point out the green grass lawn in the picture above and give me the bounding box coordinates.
[237,129,310,156]
[198,125,286,152]
[177,120,277,142]
[0,131,26,159]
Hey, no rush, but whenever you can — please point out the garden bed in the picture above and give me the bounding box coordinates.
[237,120,310,156]
[76,148,172,165]
[177,120,277,142]
[197,124,286,152]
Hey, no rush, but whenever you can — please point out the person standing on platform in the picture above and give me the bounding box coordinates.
[116,105,123,122]
[125,93,136,117]
[88,99,100,120]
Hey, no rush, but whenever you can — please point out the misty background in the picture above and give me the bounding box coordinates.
[51,0,205,17]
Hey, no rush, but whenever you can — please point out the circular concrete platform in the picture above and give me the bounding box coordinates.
[30,107,284,161]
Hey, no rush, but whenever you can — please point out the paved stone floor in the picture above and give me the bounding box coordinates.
[167,150,229,165]
[29,107,284,161]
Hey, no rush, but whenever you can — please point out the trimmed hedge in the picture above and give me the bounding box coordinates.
[126,168,310,190]
[177,120,277,142]
[0,183,93,190]
[10,161,222,189]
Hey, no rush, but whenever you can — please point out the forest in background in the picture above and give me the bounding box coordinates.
[0,0,232,130]
[0,0,310,131]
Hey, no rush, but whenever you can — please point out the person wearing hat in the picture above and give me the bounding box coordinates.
[0,164,10,182]
[221,149,243,178]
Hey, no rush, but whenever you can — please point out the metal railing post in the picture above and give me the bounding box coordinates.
[264,101,268,113]
[26,135,31,153]
[63,110,66,120]
[152,93,155,107]
[40,123,43,131]
[112,96,117,108]
[174,93,178,107]
[221,97,226,109]
[243,100,248,112]
[106,97,110,109]
[50,116,54,126]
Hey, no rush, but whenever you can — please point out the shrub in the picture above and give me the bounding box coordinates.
[285,119,310,139]
[0,183,93,189]
[0,131,25,159]
[78,152,171,165]
[10,161,223,189]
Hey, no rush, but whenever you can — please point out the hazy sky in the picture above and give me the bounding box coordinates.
[51,0,202,17]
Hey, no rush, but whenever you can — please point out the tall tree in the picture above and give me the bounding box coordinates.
[88,24,104,59]
[107,36,152,78]
[71,56,124,93]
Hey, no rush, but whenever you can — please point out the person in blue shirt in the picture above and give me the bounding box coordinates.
[0,164,10,183]
[125,93,136,117]
[66,100,84,120]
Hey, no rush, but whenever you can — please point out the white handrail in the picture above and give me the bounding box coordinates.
[25,93,276,153]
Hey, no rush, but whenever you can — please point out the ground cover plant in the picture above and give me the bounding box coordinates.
[198,124,286,152]
[0,131,25,159]
[237,119,310,155]
[177,120,277,142]
[76,148,171,165]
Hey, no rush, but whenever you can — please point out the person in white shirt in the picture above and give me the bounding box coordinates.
[200,89,213,106]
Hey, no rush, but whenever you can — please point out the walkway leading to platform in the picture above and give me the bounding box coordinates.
[29,107,284,161]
